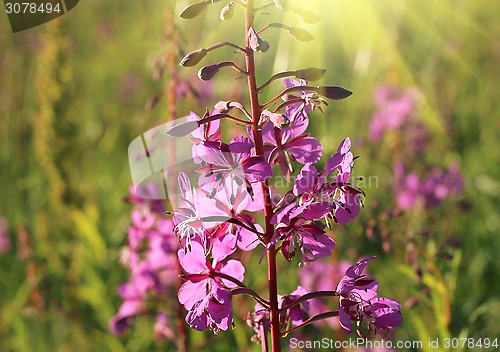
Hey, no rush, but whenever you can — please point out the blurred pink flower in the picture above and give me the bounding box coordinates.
[394,162,464,209]
[0,218,11,253]
[299,259,351,328]
[370,86,418,141]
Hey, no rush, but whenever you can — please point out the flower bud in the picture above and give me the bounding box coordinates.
[317,86,353,100]
[180,48,208,67]
[248,27,269,52]
[287,27,314,41]
[180,1,209,19]
[258,40,270,52]
[214,101,232,113]
[269,113,289,128]
[198,64,220,81]
[220,2,235,20]
[295,67,326,81]
[262,110,289,128]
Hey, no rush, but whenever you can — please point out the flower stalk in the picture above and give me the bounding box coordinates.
[243,1,282,350]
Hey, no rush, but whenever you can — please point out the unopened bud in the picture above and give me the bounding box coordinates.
[180,48,208,67]
[180,1,209,19]
[245,312,253,327]
[220,2,235,20]
[317,86,353,100]
[214,101,232,113]
[262,110,289,128]
[295,67,326,81]
[198,64,220,81]
[248,27,269,52]
[259,40,270,52]
[270,113,289,128]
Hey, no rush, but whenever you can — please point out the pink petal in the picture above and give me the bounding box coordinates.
[286,136,322,164]
[293,163,318,196]
[220,259,245,286]
[177,241,207,273]
[186,300,209,331]
[339,307,353,333]
[212,234,237,263]
[178,280,207,310]
[208,288,233,330]
[237,224,261,251]
[242,157,272,181]
[229,136,254,156]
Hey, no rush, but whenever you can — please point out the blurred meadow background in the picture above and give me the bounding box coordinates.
[1,0,499,351]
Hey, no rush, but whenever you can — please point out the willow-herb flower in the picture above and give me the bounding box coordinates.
[177,241,245,332]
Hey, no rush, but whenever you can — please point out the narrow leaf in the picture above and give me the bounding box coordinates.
[220,2,235,20]
[287,27,314,41]
[273,0,289,10]
[295,67,326,81]
[291,6,321,24]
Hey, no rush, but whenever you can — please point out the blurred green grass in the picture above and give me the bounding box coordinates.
[1,0,499,351]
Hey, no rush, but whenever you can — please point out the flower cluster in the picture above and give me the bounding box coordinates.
[394,163,464,209]
[336,257,402,337]
[369,85,419,142]
[368,85,464,210]
[177,240,244,333]
[166,76,373,334]
[165,71,403,340]
[115,1,405,349]
[109,186,179,337]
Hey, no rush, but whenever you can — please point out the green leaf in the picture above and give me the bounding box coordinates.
[71,208,106,264]
[295,67,326,81]
[291,6,321,24]
[287,27,314,41]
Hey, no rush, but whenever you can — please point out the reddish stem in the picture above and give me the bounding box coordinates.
[260,323,270,352]
[164,13,188,350]
[244,1,281,351]
[281,311,340,336]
